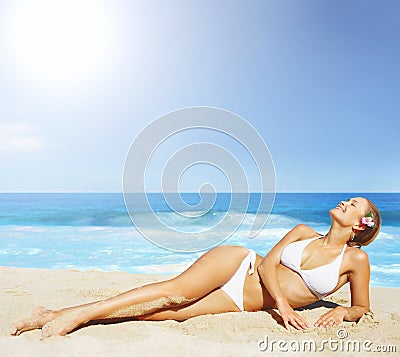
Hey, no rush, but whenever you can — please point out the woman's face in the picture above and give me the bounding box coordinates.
[330,197,369,228]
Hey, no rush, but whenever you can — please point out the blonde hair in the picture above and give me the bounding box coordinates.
[348,198,381,247]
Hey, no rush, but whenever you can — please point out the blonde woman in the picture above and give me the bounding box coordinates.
[11,197,381,337]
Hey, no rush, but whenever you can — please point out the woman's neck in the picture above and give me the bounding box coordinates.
[323,223,352,248]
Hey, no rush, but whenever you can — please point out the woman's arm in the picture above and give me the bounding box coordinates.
[258,224,316,330]
[314,249,370,327]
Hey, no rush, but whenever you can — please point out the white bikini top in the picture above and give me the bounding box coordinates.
[280,236,347,299]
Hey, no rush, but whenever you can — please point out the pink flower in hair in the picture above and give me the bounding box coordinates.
[361,212,375,228]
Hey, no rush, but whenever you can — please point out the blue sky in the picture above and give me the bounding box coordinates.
[0,0,399,192]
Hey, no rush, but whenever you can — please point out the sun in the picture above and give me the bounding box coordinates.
[6,0,113,87]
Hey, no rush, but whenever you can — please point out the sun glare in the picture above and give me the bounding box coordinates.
[7,0,113,87]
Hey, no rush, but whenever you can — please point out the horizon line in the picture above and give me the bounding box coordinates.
[0,191,398,194]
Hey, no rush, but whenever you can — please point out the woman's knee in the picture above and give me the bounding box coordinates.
[164,246,249,300]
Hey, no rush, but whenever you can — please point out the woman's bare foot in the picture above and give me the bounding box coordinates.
[11,307,57,336]
[41,306,92,338]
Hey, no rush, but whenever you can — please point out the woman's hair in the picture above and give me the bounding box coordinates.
[348,198,381,247]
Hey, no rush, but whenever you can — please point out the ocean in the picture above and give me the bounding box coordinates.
[0,192,399,287]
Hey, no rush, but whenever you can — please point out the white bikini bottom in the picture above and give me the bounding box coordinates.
[220,249,256,311]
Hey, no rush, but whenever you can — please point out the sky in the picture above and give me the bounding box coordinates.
[0,0,399,193]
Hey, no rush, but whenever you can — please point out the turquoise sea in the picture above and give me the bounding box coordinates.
[0,193,399,287]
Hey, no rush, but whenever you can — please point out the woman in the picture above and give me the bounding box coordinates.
[11,197,381,337]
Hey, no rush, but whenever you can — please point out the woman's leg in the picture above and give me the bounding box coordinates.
[12,245,249,337]
[138,288,241,321]
[10,302,98,336]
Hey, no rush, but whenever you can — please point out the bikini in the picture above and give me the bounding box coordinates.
[280,236,347,299]
[220,249,256,311]
[220,236,346,311]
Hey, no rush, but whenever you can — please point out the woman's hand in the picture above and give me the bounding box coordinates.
[277,302,310,330]
[314,306,347,328]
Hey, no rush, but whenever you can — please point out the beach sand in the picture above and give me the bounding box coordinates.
[1,267,398,357]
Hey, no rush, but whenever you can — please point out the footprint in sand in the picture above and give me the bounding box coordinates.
[4,287,31,296]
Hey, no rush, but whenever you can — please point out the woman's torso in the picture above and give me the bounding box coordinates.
[242,239,353,312]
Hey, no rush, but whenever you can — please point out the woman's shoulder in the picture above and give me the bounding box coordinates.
[344,246,370,267]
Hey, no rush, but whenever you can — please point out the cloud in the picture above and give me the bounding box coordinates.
[0,122,45,156]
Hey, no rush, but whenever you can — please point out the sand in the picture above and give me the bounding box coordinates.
[1,266,398,357]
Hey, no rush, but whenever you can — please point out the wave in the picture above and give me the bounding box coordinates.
[137,262,194,274]
[0,223,398,286]
[0,210,301,230]
[370,264,400,274]
[1,192,399,230]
